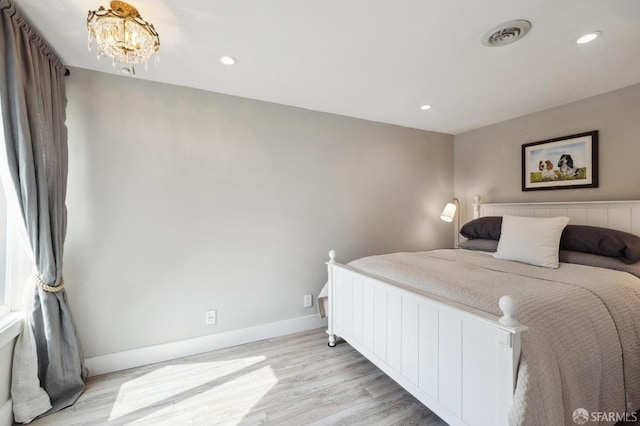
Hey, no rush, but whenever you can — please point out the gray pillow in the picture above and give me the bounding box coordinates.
[459,239,498,252]
[458,241,640,277]
[559,250,640,278]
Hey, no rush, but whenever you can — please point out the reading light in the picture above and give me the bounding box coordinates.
[440,202,457,222]
[420,104,433,110]
[441,198,460,248]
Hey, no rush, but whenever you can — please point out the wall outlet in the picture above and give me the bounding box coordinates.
[303,294,313,308]
[205,309,217,325]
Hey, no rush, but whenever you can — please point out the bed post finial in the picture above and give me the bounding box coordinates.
[498,295,519,327]
[328,250,336,264]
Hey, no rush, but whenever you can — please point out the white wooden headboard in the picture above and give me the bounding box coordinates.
[473,200,640,237]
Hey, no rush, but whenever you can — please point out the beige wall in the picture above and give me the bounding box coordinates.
[64,68,453,358]
[454,83,640,222]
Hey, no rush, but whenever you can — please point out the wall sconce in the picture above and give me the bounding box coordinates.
[441,198,460,248]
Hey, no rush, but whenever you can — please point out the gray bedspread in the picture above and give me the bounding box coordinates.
[348,249,640,426]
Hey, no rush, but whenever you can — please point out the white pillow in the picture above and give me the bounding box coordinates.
[493,215,569,268]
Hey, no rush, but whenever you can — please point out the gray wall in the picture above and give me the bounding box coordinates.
[64,68,453,358]
[454,83,640,222]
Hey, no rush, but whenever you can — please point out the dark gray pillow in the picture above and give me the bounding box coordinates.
[460,217,502,240]
[560,225,640,264]
[559,250,640,278]
[459,239,498,252]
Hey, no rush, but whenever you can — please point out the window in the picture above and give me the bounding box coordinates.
[0,175,33,317]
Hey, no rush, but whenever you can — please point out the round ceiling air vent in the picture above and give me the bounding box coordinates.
[482,20,532,47]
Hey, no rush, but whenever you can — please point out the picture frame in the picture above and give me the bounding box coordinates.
[522,130,598,191]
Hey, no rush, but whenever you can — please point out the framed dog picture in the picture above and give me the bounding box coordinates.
[522,130,598,191]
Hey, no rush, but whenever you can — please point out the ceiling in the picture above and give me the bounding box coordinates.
[13,0,640,134]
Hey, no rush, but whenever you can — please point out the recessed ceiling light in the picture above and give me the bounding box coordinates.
[576,32,601,44]
[420,104,432,111]
[220,55,237,65]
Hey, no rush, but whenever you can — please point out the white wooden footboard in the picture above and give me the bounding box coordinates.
[326,250,527,426]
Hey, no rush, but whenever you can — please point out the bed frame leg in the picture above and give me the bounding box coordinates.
[328,334,336,347]
[327,250,337,348]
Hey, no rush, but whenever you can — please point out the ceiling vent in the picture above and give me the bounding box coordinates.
[482,20,532,47]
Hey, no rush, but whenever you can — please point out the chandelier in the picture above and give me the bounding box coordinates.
[87,1,160,76]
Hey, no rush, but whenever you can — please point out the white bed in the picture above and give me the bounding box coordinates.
[325,200,640,426]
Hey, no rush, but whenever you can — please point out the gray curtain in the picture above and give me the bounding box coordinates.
[0,0,86,422]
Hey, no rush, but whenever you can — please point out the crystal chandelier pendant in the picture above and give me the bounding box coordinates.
[87,1,160,77]
[118,66,135,77]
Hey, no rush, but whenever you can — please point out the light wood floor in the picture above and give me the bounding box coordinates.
[26,328,447,425]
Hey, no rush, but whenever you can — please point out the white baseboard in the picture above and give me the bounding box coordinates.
[85,314,328,376]
[0,399,13,426]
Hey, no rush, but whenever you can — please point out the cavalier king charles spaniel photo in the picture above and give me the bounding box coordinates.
[538,159,558,180]
[558,154,579,177]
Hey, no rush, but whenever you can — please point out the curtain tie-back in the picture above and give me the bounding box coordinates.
[33,273,65,292]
